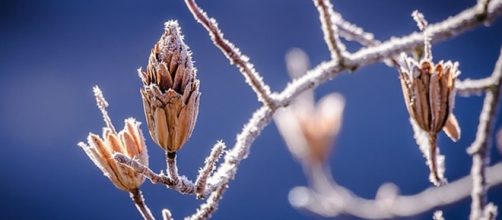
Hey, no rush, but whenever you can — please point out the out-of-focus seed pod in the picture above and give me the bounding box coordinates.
[139,20,200,153]
[79,87,149,192]
[275,93,345,166]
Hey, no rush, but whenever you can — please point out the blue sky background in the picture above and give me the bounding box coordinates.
[1,0,501,219]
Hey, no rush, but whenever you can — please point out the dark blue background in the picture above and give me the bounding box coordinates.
[1,0,501,219]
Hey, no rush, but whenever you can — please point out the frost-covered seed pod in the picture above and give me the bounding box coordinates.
[139,20,200,153]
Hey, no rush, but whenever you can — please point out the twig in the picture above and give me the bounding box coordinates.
[184,0,275,107]
[467,49,502,220]
[312,0,349,64]
[130,188,155,220]
[195,141,226,198]
[331,10,400,67]
[185,184,228,220]
[289,162,502,219]
[115,153,197,195]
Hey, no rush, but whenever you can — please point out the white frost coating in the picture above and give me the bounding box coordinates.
[410,118,447,186]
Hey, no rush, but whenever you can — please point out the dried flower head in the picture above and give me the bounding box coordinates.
[398,11,461,186]
[79,86,149,192]
[139,20,200,153]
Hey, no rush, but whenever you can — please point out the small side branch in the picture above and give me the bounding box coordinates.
[184,0,275,107]
[467,49,502,220]
[312,0,349,64]
[195,141,226,198]
[130,188,156,220]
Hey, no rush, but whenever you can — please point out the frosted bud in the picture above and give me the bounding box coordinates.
[139,20,200,153]
[79,87,149,192]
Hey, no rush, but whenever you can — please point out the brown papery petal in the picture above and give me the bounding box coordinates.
[413,71,431,131]
[443,114,461,141]
[154,108,170,150]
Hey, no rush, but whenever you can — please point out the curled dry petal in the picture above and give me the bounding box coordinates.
[139,20,200,153]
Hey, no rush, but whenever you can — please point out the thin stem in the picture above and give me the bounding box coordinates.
[467,49,502,220]
[130,188,155,220]
[184,0,275,107]
[166,152,180,184]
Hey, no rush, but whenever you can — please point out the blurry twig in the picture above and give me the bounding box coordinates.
[289,162,502,219]
[467,49,502,220]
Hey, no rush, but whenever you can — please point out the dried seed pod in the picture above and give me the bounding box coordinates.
[398,11,461,186]
[79,87,149,192]
[139,20,200,153]
[399,55,461,140]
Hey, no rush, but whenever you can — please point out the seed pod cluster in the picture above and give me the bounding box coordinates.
[139,20,200,153]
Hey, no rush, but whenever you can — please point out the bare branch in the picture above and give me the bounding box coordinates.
[312,0,349,63]
[467,49,502,220]
[177,2,502,217]
[195,141,226,198]
[183,0,275,107]
[130,188,155,220]
[289,162,502,219]
[276,0,502,106]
